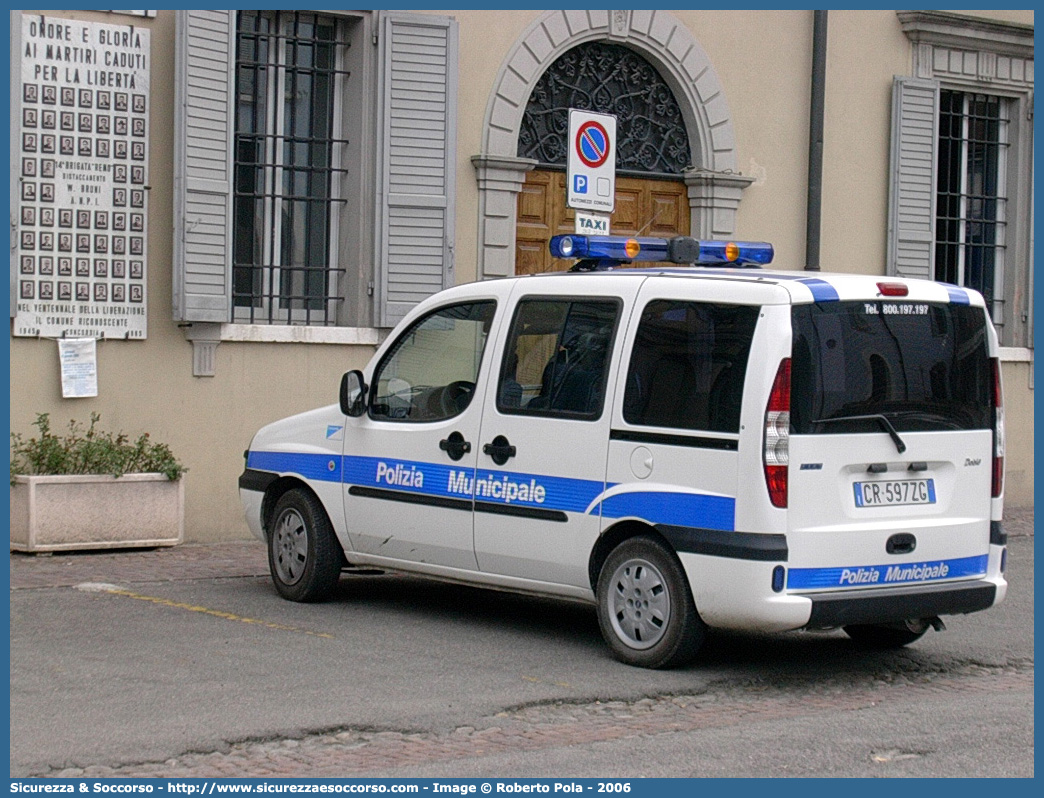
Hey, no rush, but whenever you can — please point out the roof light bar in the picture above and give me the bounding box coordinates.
[549,235,774,267]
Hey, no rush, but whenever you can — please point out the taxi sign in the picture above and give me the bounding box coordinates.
[567,109,616,213]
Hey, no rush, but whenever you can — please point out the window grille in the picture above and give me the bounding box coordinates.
[517,42,691,177]
[935,91,1008,314]
[232,11,351,325]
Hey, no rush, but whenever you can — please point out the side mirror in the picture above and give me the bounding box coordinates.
[339,370,367,417]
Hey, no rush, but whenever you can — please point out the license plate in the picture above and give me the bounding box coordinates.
[853,479,936,507]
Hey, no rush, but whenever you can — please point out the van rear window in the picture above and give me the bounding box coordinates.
[790,301,992,434]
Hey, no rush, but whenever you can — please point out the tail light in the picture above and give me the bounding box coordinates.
[991,357,1004,498]
[764,359,791,508]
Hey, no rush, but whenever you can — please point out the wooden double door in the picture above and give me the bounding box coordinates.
[515,169,690,276]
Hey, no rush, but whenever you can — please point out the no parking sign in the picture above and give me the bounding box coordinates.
[566,109,616,213]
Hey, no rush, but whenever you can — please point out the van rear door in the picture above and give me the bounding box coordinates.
[785,299,997,592]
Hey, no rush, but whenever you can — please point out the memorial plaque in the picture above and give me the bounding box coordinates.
[13,14,150,339]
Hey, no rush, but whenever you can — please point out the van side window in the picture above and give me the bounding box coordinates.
[371,301,496,422]
[497,298,619,419]
[623,300,760,433]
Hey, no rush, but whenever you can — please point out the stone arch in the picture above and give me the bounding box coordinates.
[472,10,753,279]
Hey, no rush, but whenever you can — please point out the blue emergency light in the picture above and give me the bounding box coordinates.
[549,234,774,268]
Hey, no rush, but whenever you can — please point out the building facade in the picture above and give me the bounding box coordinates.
[9,9,1034,541]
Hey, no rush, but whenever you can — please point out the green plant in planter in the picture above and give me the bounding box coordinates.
[10,413,186,483]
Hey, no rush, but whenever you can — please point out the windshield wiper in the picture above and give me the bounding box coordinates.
[813,414,907,454]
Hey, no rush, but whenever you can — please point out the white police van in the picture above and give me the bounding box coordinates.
[239,235,1008,669]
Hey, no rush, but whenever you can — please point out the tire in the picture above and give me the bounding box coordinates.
[267,489,343,602]
[844,620,929,649]
[596,536,705,669]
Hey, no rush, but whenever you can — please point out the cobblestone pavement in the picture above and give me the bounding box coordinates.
[9,507,1033,592]
[12,507,1034,778]
[41,661,1033,778]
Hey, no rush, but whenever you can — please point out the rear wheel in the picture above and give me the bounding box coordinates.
[844,619,929,649]
[596,536,705,669]
[268,489,342,602]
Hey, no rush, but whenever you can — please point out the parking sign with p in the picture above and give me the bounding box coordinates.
[566,109,616,213]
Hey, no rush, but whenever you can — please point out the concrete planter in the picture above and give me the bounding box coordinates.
[10,473,184,553]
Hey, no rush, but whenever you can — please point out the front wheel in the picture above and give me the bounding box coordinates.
[844,619,929,649]
[268,489,343,602]
[596,536,705,669]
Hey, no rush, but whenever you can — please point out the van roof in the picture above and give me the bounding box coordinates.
[520,266,986,308]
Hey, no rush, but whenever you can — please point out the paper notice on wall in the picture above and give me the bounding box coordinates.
[58,338,99,398]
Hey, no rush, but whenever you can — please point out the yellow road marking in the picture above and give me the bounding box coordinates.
[522,675,573,688]
[100,587,334,639]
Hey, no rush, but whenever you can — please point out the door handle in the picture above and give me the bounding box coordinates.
[482,434,516,466]
[439,431,471,461]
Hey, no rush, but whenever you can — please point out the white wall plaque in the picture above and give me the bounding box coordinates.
[13,14,150,340]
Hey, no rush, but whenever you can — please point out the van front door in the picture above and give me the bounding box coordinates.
[342,295,506,571]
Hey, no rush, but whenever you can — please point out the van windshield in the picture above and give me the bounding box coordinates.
[790,301,992,434]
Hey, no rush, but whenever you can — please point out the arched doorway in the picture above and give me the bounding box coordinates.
[515,42,692,275]
[472,10,751,282]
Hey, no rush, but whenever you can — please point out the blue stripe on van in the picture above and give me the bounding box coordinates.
[944,284,971,305]
[786,553,988,590]
[247,450,341,482]
[596,491,736,532]
[797,278,840,302]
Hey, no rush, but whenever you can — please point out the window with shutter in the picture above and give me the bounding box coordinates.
[174,10,459,332]
[892,11,1033,348]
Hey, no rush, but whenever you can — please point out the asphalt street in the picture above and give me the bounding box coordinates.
[8,509,1034,778]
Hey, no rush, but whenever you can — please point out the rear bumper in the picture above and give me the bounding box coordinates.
[802,579,998,628]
